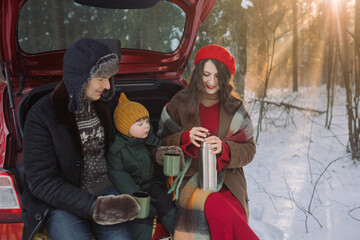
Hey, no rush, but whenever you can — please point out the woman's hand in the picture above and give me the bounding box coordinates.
[205,135,222,155]
[189,127,209,147]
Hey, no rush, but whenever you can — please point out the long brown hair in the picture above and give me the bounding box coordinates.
[177,59,241,120]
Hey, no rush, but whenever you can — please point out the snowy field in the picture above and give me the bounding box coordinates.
[244,85,360,240]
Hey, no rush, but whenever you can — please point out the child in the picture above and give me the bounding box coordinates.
[107,93,180,240]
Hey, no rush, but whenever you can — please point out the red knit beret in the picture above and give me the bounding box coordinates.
[194,44,236,75]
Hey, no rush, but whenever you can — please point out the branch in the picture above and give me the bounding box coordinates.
[348,206,360,221]
[308,155,351,213]
[346,28,355,39]
[284,179,322,233]
[307,115,315,184]
[249,175,279,213]
[249,98,326,114]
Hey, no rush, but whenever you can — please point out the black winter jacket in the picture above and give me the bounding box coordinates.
[21,81,113,240]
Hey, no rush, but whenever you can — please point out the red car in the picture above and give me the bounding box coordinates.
[0,0,215,239]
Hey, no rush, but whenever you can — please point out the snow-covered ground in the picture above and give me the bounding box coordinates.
[244,85,360,240]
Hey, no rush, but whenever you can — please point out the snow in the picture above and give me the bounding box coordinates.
[241,0,253,9]
[244,85,360,240]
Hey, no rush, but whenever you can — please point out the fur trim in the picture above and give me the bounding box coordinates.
[155,146,185,170]
[90,54,119,78]
[93,194,140,225]
[90,54,118,102]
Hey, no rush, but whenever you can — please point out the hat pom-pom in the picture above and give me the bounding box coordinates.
[119,93,129,104]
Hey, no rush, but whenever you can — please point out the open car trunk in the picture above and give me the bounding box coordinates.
[0,0,216,239]
[18,78,183,139]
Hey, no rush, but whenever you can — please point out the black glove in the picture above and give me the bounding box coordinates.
[92,194,140,225]
[155,145,185,170]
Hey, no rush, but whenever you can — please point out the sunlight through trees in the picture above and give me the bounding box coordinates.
[192,0,359,159]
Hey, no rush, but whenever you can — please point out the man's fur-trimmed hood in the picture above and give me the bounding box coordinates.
[63,38,119,113]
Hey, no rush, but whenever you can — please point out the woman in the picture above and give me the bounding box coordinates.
[22,38,140,240]
[157,44,259,239]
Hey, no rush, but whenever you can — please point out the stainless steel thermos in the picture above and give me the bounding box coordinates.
[199,140,217,191]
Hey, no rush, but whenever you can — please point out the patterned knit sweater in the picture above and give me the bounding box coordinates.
[75,101,112,196]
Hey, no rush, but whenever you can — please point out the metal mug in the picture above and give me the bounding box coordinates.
[163,153,181,176]
[132,191,150,219]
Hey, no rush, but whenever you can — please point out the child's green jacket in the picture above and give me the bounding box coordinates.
[107,129,161,194]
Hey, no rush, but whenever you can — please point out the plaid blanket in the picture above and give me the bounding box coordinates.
[158,102,254,240]
[173,168,225,240]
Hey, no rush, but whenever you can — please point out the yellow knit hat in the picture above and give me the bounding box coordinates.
[113,93,149,137]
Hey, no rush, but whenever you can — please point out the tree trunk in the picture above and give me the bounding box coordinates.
[354,0,360,159]
[325,0,336,128]
[51,1,66,49]
[234,32,247,97]
[256,33,277,142]
[338,0,359,160]
[321,0,331,85]
[299,0,305,84]
[292,0,298,92]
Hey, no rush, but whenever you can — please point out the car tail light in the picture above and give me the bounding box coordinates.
[0,170,22,222]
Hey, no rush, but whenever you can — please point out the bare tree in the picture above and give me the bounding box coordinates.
[337,0,360,160]
[325,0,337,129]
[251,0,288,141]
[353,0,360,159]
[292,0,298,92]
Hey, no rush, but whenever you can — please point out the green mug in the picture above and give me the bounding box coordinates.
[132,191,150,219]
[163,153,181,176]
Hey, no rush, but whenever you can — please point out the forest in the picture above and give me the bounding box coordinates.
[189,0,359,161]
[194,1,360,238]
